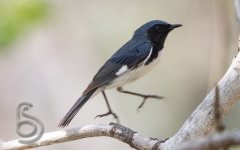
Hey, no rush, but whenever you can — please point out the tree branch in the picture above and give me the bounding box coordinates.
[178,130,240,150]
[0,123,162,150]
[159,37,240,149]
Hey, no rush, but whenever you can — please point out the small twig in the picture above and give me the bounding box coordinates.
[238,36,240,53]
[214,85,225,133]
[233,36,240,62]
[234,0,240,27]
[214,85,228,150]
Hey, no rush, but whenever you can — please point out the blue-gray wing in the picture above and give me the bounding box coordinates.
[82,42,152,95]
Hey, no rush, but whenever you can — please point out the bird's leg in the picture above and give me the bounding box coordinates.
[95,91,120,123]
[117,87,164,109]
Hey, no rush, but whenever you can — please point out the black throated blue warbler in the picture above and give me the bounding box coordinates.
[58,20,182,128]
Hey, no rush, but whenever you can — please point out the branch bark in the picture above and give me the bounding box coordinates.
[178,130,240,150]
[0,123,162,150]
[1,39,240,150]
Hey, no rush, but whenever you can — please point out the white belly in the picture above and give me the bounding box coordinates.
[105,50,162,89]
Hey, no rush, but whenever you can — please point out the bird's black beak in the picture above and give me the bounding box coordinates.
[169,24,182,30]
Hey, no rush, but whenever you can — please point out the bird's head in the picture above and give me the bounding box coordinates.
[134,20,182,45]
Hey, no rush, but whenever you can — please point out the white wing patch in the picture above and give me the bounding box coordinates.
[115,65,128,76]
[143,47,153,65]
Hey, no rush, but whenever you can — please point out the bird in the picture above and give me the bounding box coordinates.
[58,20,182,128]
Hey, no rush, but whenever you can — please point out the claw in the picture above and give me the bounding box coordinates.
[136,95,164,110]
[95,111,120,123]
[137,98,147,110]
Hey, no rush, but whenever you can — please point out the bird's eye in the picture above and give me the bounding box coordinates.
[155,26,161,32]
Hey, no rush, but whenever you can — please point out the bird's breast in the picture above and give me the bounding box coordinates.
[105,50,163,89]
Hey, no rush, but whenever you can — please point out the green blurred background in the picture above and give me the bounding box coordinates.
[0,0,240,150]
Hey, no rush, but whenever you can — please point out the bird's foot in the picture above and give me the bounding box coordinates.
[95,110,120,123]
[137,94,165,110]
[117,87,165,110]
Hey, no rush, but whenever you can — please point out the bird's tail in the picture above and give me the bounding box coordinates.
[58,88,98,128]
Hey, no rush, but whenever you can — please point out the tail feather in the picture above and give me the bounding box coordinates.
[58,88,98,128]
